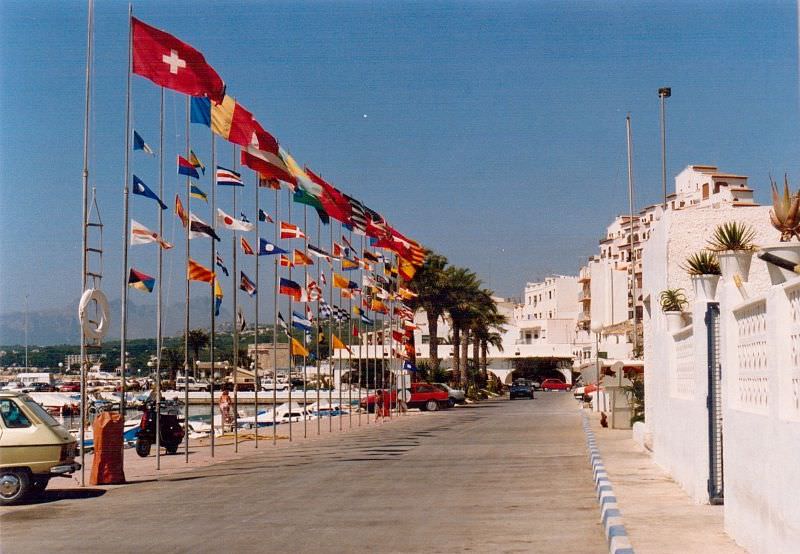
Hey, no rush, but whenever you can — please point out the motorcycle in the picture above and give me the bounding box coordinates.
[134,400,184,457]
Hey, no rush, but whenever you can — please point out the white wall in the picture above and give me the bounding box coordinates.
[720,276,800,554]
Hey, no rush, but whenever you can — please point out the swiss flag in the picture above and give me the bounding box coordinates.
[132,17,225,103]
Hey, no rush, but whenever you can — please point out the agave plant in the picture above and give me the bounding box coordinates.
[769,175,800,242]
[683,250,721,276]
[659,288,688,312]
[707,221,756,252]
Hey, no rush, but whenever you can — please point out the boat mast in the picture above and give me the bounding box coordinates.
[79,0,93,487]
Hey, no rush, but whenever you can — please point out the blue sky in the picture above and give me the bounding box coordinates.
[1,0,798,320]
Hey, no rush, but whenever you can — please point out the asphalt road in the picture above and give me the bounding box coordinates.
[1,393,605,553]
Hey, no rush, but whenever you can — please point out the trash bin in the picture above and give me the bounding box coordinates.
[89,412,126,485]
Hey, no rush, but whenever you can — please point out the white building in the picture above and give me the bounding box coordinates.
[640,166,800,552]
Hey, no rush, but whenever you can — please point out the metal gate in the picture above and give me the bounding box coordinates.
[705,303,724,504]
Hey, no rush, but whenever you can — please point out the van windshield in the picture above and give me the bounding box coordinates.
[23,399,61,427]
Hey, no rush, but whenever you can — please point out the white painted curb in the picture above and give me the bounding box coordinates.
[582,411,634,554]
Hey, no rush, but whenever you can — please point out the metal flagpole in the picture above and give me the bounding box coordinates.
[625,114,638,355]
[272,187,279,444]
[254,169,260,448]
[315,218,321,435]
[360,235,366,426]
[79,0,95,486]
[287,196,293,442]
[209,133,216,457]
[348,231,353,429]
[156,87,164,470]
[328,222,334,433]
[338,288,343,431]
[183,96,190,463]
[303,205,308,438]
[120,1,133,429]
[232,145,239,453]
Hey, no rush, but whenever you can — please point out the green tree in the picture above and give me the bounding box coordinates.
[443,266,481,387]
[408,253,449,372]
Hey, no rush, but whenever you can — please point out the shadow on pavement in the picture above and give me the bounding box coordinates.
[1,487,107,513]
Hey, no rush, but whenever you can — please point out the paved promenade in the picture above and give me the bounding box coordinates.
[584,411,745,553]
[1,394,605,553]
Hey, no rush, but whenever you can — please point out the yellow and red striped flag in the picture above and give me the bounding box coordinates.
[188,259,214,283]
[241,236,255,255]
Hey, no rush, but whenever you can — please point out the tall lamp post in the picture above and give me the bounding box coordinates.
[658,87,671,209]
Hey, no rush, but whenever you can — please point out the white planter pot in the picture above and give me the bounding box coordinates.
[717,250,753,283]
[664,311,685,334]
[691,274,720,301]
[759,243,800,285]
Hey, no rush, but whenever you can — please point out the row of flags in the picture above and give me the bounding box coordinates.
[129,15,427,280]
[128,15,425,362]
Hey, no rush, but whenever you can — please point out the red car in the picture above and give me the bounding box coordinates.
[540,378,571,391]
[360,382,449,412]
[58,382,81,392]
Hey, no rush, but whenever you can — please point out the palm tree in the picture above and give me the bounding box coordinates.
[408,253,449,372]
[162,347,183,382]
[187,328,209,376]
[443,266,481,387]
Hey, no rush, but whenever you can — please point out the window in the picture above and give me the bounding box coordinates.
[421,335,430,344]
[0,399,32,428]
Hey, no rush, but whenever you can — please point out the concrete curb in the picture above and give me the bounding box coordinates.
[581,411,635,554]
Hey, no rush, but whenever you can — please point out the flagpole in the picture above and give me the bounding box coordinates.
[303,205,308,439]
[253,169,260,448]
[119,1,134,435]
[348,230,353,429]
[328,222,334,433]
[79,0,95,487]
[272,186,279,444]
[156,86,164,470]
[209,132,216,457]
[287,194,293,442]
[360,235,366,426]
[183,96,190,464]
[315,218,321,435]
[338,286,343,431]
[232,144,239,453]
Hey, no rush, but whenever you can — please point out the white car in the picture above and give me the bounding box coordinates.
[175,376,210,392]
[434,383,466,406]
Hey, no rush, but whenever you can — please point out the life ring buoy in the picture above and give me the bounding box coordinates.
[78,288,110,340]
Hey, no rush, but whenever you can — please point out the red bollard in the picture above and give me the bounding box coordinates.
[89,412,126,485]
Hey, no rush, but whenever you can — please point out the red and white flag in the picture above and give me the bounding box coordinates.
[217,208,254,232]
[131,219,173,249]
[280,221,306,239]
[131,17,225,103]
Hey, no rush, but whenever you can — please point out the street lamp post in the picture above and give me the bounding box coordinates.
[658,87,671,209]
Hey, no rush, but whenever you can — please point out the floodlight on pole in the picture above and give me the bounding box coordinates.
[658,87,671,209]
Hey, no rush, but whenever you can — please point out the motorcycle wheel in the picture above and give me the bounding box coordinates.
[135,437,151,458]
[165,444,179,455]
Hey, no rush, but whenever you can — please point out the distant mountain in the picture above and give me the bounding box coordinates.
[0,296,230,346]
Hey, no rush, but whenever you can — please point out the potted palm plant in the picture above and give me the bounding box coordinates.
[683,250,721,301]
[759,175,800,285]
[659,288,688,333]
[707,221,756,282]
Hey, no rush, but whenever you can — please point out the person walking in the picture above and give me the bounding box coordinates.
[374,390,385,424]
[219,389,232,431]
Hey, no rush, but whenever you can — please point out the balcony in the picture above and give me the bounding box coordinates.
[579,290,591,303]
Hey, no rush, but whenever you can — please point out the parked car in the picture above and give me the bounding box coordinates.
[58,382,81,392]
[2,382,32,393]
[434,383,466,407]
[509,380,534,400]
[360,382,450,412]
[29,382,57,393]
[540,378,571,391]
[175,376,210,392]
[0,391,80,505]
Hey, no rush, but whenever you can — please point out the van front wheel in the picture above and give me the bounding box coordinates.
[0,470,31,506]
